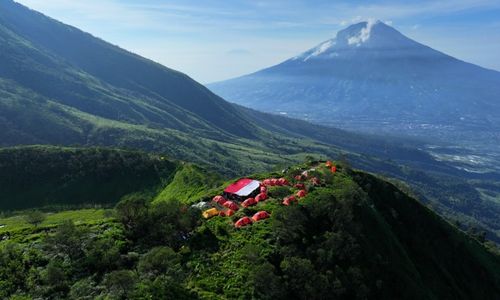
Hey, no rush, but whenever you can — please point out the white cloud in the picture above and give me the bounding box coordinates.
[348,19,377,46]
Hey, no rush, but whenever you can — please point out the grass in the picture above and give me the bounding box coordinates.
[0,208,112,235]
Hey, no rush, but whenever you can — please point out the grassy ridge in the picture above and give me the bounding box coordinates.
[153,164,222,204]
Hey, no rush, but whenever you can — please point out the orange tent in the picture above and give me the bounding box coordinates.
[252,211,270,222]
[202,208,219,219]
[235,216,253,228]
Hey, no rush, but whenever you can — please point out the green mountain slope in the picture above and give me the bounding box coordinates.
[0,0,433,170]
[0,0,499,243]
[1,161,499,299]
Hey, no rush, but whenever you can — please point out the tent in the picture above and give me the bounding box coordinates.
[202,208,219,219]
[223,200,239,211]
[235,216,253,228]
[242,197,257,208]
[262,178,289,187]
[255,192,267,202]
[277,178,289,186]
[297,190,307,198]
[192,201,210,210]
[295,183,305,189]
[252,211,270,222]
[282,195,297,206]
[310,177,321,186]
[212,195,227,206]
[224,178,261,201]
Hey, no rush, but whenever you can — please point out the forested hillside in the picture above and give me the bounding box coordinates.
[0,146,180,210]
[1,161,499,299]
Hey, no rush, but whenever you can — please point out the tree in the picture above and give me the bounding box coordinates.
[252,263,285,300]
[137,246,181,278]
[103,270,137,299]
[24,210,46,227]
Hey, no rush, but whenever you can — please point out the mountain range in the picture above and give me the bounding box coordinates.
[208,21,500,151]
[1,0,500,243]
[0,0,422,175]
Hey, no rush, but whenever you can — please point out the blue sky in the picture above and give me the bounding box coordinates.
[16,0,500,83]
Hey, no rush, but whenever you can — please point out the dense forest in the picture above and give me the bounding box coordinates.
[1,160,499,299]
[0,146,179,210]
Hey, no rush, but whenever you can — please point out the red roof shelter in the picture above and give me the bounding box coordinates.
[224,178,261,201]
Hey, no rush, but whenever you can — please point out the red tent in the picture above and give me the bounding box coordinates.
[260,186,267,193]
[330,166,337,173]
[226,209,235,217]
[242,197,257,208]
[223,200,239,211]
[262,179,272,186]
[297,190,307,198]
[235,216,253,228]
[278,178,289,186]
[212,195,227,205]
[223,178,261,201]
[255,192,268,202]
[326,161,333,167]
[282,195,297,206]
[294,183,306,190]
[252,211,270,222]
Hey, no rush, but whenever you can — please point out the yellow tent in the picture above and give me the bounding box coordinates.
[202,208,219,219]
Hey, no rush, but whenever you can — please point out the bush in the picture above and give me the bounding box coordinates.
[24,210,46,227]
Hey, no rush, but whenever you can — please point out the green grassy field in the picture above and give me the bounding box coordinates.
[0,209,111,234]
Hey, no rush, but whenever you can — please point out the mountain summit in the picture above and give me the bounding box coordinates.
[208,21,500,149]
[294,20,421,60]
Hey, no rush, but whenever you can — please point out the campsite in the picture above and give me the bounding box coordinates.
[199,161,338,228]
